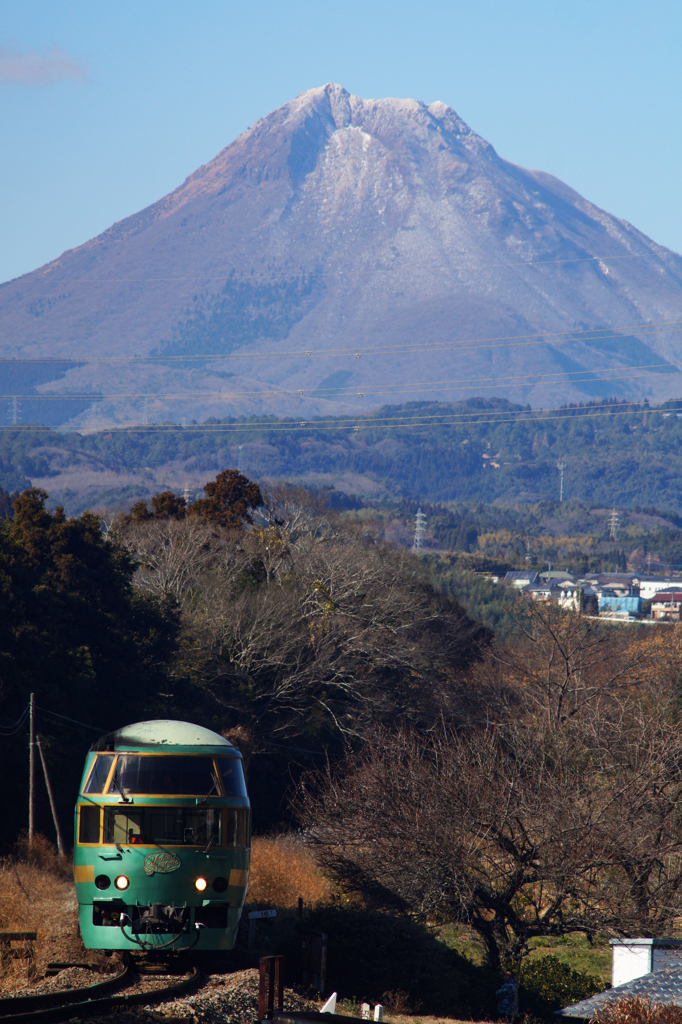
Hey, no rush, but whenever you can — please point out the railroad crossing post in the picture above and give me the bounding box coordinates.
[259,955,284,1020]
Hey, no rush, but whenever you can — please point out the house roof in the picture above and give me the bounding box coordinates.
[558,967,682,1018]
[651,590,682,602]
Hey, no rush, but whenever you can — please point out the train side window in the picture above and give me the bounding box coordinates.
[79,805,101,844]
[216,758,247,797]
[225,808,250,848]
[84,754,114,793]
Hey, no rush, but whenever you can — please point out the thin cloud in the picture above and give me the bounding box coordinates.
[0,44,88,85]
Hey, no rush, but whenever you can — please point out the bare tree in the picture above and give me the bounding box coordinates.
[110,516,219,602]
[296,683,682,970]
[181,525,490,746]
[489,601,654,727]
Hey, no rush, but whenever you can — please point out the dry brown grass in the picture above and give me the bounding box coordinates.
[0,861,42,992]
[12,832,72,880]
[0,834,77,993]
[593,998,682,1024]
[247,834,332,908]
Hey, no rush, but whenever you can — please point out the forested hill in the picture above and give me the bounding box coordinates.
[3,397,682,513]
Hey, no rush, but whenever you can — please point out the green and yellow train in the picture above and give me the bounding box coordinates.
[73,720,250,952]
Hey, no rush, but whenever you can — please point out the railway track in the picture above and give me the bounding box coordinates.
[0,962,200,1023]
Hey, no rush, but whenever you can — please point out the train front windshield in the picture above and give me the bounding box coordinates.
[83,753,247,797]
[110,756,216,795]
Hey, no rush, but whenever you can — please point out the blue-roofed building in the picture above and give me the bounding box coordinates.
[558,964,682,1018]
[598,593,643,618]
[558,939,682,1019]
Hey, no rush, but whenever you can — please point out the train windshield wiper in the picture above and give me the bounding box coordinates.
[111,777,131,803]
[203,832,218,855]
[199,776,218,804]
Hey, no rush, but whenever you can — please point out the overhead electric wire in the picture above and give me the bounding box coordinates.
[1,397,678,437]
[3,318,682,365]
[2,359,681,405]
[0,706,29,736]
[13,245,676,287]
[34,705,103,733]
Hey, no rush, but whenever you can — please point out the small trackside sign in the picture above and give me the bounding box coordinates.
[248,909,277,919]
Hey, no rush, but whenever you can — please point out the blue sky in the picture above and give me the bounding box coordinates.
[2,0,682,285]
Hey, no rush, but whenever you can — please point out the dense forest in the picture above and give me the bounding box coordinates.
[0,473,488,847]
[4,471,682,994]
[5,397,682,513]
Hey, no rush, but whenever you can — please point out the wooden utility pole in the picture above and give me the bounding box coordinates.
[37,737,65,857]
[28,693,35,844]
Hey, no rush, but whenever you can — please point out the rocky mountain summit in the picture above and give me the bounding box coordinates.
[2,83,682,426]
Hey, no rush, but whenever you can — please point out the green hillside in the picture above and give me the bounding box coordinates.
[4,396,682,514]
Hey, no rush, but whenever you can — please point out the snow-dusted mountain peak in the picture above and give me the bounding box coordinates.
[1,84,681,427]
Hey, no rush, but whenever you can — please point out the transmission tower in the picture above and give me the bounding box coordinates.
[557,459,567,502]
[238,445,244,474]
[608,507,619,542]
[8,396,21,425]
[87,403,97,430]
[413,508,427,552]
[143,397,149,426]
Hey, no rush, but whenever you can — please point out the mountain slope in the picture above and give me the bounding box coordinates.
[2,83,682,427]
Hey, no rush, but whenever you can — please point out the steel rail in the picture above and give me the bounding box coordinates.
[0,965,130,1015]
[0,964,200,1023]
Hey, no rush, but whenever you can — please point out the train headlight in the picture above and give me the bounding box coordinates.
[194,877,208,892]
[114,875,130,890]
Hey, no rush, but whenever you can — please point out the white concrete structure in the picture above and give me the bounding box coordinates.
[611,938,682,987]
[638,577,677,600]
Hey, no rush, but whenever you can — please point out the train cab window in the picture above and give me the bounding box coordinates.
[79,805,101,844]
[108,755,217,796]
[225,808,250,848]
[84,754,114,793]
[104,807,221,846]
[104,809,144,845]
[146,808,222,846]
[216,757,247,797]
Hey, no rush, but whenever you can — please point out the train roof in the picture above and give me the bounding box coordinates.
[89,719,240,755]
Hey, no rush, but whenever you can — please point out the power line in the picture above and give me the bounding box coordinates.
[12,246,675,286]
[2,358,682,406]
[34,705,103,732]
[0,706,29,736]
[3,318,682,365]
[0,397,677,437]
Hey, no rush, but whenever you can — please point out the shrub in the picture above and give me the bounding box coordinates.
[593,997,682,1024]
[0,864,28,931]
[521,954,603,1015]
[247,835,332,908]
[13,832,71,881]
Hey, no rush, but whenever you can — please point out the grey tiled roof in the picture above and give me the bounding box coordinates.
[557,967,682,1018]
